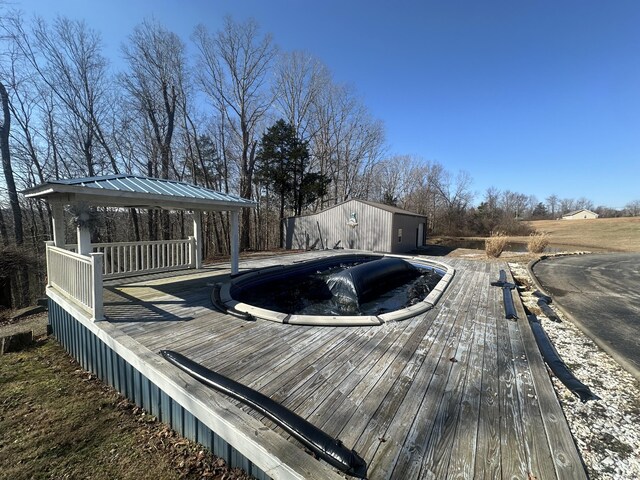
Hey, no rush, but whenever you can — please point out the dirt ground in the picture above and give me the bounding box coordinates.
[0,329,252,480]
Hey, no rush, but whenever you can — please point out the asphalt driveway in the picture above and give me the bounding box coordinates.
[532,253,640,381]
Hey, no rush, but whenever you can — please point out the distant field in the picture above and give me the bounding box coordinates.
[520,217,640,252]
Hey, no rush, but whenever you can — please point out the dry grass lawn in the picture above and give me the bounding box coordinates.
[517,217,640,252]
[0,339,251,480]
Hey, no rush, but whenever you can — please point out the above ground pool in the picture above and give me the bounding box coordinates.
[214,253,455,326]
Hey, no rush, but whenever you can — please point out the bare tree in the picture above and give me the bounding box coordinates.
[4,14,116,176]
[273,51,330,141]
[484,187,500,215]
[121,19,185,240]
[312,82,385,205]
[369,155,424,206]
[432,170,474,234]
[560,198,575,215]
[545,194,559,218]
[575,197,594,211]
[0,203,9,245]
[194,17,277,249]
[500,190,529,219]
[624,199,640,217]
[0,80,23,244]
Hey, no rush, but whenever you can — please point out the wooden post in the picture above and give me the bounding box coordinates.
[192,211,203,269]
[90,252,104,321]
[230,210,239,275]
[77,226,91,256]
[51,203,66,247]
[45,241,54,287]
[188,236,196,268]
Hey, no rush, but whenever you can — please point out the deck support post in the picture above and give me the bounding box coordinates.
[230,210,239,275]
[192,211,203,269]
[51,202,66,247]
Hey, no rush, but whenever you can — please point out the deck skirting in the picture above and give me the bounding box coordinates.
[48,297,271,479]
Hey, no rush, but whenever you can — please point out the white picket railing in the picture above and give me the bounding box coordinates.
[46,244,104,320]
[67,237,196,279]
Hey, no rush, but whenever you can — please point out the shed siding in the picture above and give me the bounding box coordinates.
[391,214,426,253]
[284,199,393,252]
[562,210,599,220]
[48,299,269,480]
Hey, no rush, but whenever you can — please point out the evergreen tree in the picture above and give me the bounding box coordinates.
[256,119,329,245]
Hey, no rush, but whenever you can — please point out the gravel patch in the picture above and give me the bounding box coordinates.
[510,262,640,480]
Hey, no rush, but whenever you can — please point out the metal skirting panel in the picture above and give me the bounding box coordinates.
[48,299,269,480]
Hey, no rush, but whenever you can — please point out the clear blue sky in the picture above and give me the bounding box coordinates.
[13,0,640,208]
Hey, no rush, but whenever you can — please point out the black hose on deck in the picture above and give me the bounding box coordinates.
[502,288,518,320]
[528,316,600,402]
[160,350,368,478]
[536,299,562,323]
[492,270,518,320]
[533,290,553,304]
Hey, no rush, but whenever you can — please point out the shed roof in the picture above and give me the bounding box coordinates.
[356,199,426,217]
[22,174,256,211]
[285,198,426,219]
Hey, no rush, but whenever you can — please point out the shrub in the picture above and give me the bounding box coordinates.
[485,231,508,258]
[527,231,550,254]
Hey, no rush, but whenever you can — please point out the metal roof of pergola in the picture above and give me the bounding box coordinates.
[23,174,256,211]
[23,174,252,274]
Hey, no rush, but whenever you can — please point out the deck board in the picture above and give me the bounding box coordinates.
[388,268,484,479]
[100,252,586,479]
[474,282,503,479]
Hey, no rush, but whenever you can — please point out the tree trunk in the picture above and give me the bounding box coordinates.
[130,208,141,241]
[0,208,9,246]
[0,82,24,245]
[279,190,286,249]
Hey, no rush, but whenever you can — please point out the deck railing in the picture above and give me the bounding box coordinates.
[46,244,104,320]
[67,237,196,279]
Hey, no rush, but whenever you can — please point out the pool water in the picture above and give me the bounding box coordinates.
[235,261,443,316]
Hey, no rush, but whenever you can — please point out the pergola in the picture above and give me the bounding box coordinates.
[23,174,255,274]
[23,174,255,321]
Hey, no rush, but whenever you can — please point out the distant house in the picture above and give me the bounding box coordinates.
[562,209,599,220]
[283,199,427,253]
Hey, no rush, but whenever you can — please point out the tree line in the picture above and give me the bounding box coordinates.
[0,14,389,252]
[1,11,639,308]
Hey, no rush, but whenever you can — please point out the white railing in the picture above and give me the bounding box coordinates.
[67,237,196,279]
[46,244,104,320]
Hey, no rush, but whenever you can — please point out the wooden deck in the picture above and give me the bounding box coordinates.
[102,251,586,479]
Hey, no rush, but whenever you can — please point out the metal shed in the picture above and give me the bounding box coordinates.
[283,199,427,253]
